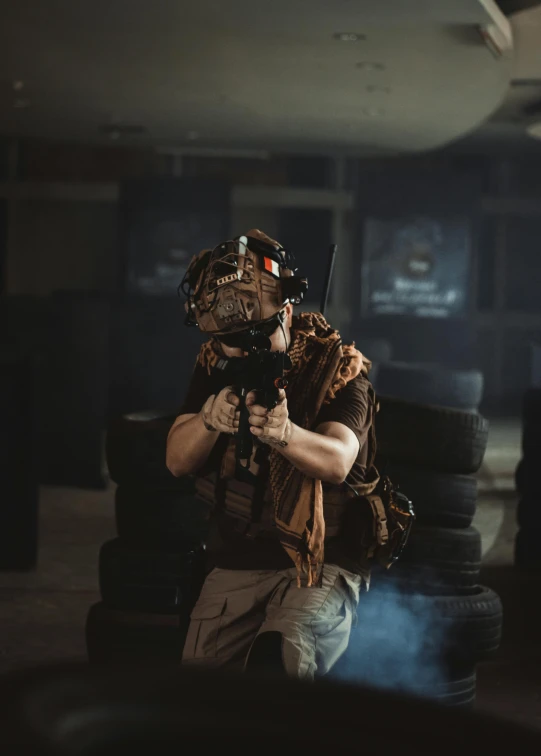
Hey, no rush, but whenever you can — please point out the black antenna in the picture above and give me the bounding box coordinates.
[320,244,337,317]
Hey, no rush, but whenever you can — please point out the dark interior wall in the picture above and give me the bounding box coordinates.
[0,200,6,294]
[471,163,541,409]
[350,154,541,409]
[6,200,118,296]
[108,297,205,417]
[4,145,331,298]
[18,141,156,182]
[350,160,483,368]
[3,139,541,414]
[110,177,231,416]
[503,216,541,312]
[277,208,332,310]
[118,177,231,296]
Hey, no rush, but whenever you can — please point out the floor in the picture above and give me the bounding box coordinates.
[0,417,539,729]
[0,486,115,670]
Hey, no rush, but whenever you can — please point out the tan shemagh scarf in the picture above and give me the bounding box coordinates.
[196,312,369,587]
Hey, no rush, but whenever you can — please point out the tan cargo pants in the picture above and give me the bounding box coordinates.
[181,563,367,680]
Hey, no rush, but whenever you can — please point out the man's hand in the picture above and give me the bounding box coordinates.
[200,386,240,434]
[246,388,292,447]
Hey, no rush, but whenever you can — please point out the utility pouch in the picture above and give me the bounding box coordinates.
[373,475,415,568]
[340,475,415,569]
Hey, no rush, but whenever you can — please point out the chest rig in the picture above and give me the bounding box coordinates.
[194,355,277,538]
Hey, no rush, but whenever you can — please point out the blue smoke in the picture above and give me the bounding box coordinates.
[329,580,453,698]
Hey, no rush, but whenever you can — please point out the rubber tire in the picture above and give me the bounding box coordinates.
[332,647,476,708]
[85,602,189,664]
[0,352,39,569]
[380,526,482,592]
[375,396,489,474]
[350,584,502,664]
[106,411,186,489]
[115,486,211,547]
[99,538,206,614]
[375,362,484,411]
[414,666,477,708]
[39,293,109,489]
[436,586,503,661]
[387,463,477,528]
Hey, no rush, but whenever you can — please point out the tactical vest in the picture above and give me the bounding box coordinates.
[194,384,382,544]
[194,345,416,566]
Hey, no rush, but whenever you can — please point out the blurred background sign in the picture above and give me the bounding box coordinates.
[119,178,231,296]
[361,215,471,319]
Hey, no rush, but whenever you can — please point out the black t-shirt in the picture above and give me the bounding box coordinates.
[178,359,373,570]
[179,362,372,484]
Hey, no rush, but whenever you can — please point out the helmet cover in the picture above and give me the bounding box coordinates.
[182,229,296,335]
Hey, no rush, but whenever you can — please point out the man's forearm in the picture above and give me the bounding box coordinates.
[166,412,220,477]
[275,422,348,485]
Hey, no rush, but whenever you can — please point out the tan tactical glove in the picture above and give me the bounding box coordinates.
[200,386,240,434]
[246,388,292,447]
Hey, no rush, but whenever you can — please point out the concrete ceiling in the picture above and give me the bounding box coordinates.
[449,3,541,154]
[0,0,518,155]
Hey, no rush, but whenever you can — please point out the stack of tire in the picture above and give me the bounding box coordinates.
[515,388,541,570]
[85,411,210,664]
[334,362,503,708]
[39,292,110,490]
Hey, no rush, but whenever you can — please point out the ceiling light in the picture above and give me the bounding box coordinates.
[356,61,386,71]
[12,80,25,91]
[334,32,365,42]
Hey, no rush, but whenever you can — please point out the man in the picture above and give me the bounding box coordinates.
[166,229,380,680]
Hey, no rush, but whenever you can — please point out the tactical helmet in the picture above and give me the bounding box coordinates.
[180,229,307,335]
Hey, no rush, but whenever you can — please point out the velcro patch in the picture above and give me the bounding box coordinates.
[264,257,280,278]
[216,271,242,287]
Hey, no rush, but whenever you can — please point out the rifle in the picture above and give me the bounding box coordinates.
[225,338,292,482]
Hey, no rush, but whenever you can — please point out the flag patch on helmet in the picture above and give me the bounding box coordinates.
[264,257,280,278]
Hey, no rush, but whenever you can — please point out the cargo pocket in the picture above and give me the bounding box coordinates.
[339,572,362,608]
[310,573,359,638]
[311,586,347,635]
[183,597,227,661]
